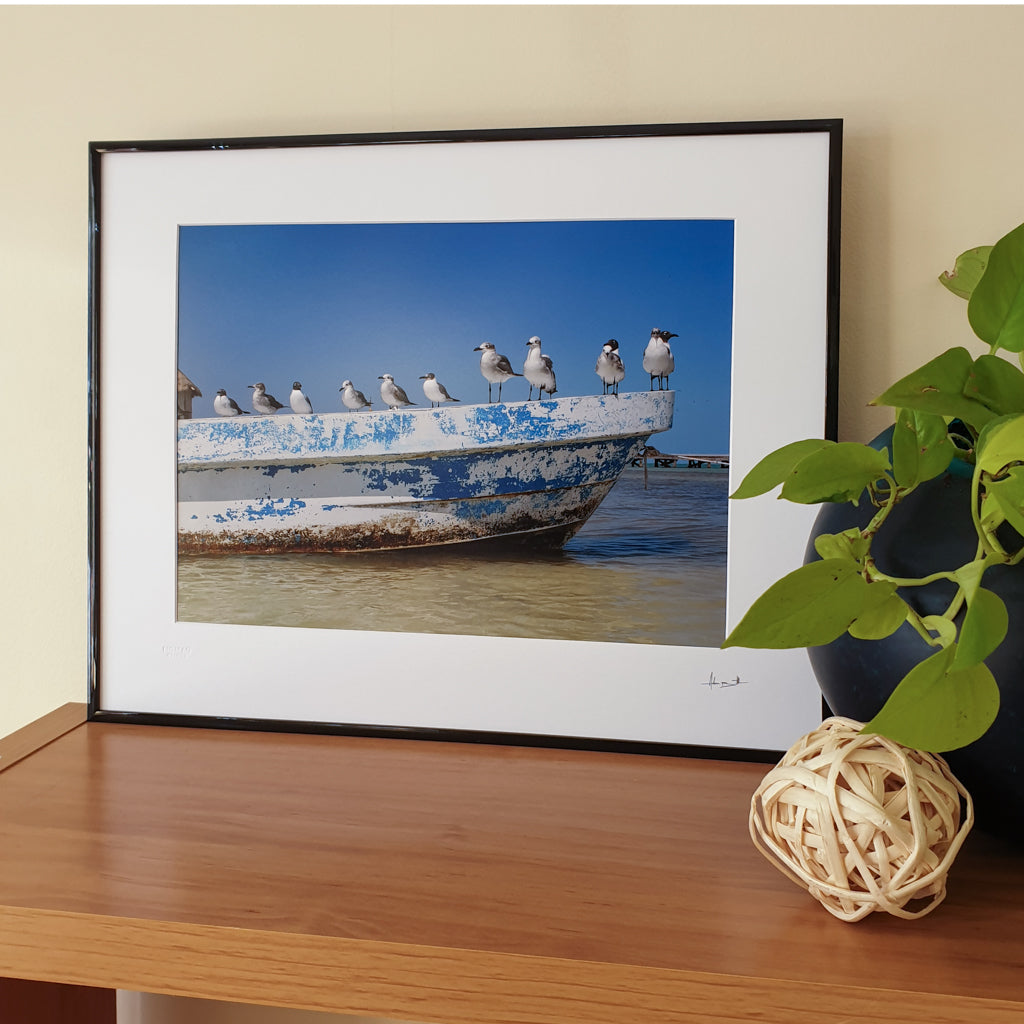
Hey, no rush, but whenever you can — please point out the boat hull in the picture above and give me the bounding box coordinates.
[178,392,673,554]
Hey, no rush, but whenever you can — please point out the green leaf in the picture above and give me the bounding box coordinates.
[813,527,869,562]
[921,614,957,648]
[779,442,891,504]
[963,355,1024,417]
[952,587,1008,670]
[722,559,892,650]
[979,491,1007,534]
[862,646,1000,752]
[939,245,992,300]
[969,222,1024,353]
[730,439,834,499]
[951,558,990,605]
[985,467,1024,539]
[872,347,998,429]
[975,413,1024,477]
[891,408,954,488]
[848,593,908,640]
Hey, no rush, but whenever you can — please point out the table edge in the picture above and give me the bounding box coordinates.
[0,904,1020,1024]
[0,704,87,774]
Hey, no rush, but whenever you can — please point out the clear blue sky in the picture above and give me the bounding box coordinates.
[177,219,734,454]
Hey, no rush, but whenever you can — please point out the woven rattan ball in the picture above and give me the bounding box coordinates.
[749,717,974,922]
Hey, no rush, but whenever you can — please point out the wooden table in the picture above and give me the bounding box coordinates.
[1,704,1023,1023]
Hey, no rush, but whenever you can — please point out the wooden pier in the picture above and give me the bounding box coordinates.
[631,446,729,470]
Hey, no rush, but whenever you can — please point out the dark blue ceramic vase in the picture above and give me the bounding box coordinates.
[805,446,1024,842]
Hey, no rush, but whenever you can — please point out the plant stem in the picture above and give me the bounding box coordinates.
[972,470,1009,558]
[868,567,959,588]
[862,474,902,541]
[903,607,947,648]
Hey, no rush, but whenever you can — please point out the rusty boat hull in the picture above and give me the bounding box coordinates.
[177,392,674,554]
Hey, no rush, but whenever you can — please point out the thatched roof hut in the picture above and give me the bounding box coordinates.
[177,370,202,419]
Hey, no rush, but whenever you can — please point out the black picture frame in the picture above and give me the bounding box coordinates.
[88,118,842,760]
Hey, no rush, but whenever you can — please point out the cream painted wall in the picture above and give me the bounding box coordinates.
[3,5,1023,1022]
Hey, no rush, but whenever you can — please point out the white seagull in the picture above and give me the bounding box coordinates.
[339,379,372,411]
[213,389,248,416]
[524,336,556,400]
[289,381,313,414]
[595,339,625,397]
[642,329,677,391]
[248,382,285,414]
[474,342,522,403]
[378,374,417,410]
[419,373,459,408]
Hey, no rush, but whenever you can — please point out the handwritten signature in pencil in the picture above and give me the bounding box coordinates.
[703,672,749,690]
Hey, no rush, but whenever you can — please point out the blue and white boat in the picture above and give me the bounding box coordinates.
[177,391,673,554]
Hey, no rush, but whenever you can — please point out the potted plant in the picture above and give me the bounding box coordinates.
[723,221,1024,834]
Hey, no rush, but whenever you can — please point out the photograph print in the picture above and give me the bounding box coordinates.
[175,217,735,649]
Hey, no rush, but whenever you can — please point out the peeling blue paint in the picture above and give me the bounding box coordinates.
[456,497,513,519]
[243,498,307,521]
[212,498,308,523]
[178,393,673,553]
[179,438,639,505]
[179,393,672,468]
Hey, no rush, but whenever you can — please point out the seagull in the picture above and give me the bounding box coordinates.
[339,379,372,412]
[419,373,459,408]
[642,329,676,391]
[474,342,522,403]
[378,374,417,410]
[248,382,285,414]
[595,339,625,396]
[524,336,556,400]
[289,381,313,414]
[213,389,248,416]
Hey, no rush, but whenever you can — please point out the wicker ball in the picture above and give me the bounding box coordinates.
[749,717,974,922]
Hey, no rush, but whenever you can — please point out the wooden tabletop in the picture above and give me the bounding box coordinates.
[1,705,1022,1023]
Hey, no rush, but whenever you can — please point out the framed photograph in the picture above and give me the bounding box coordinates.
[88,119,841,758]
